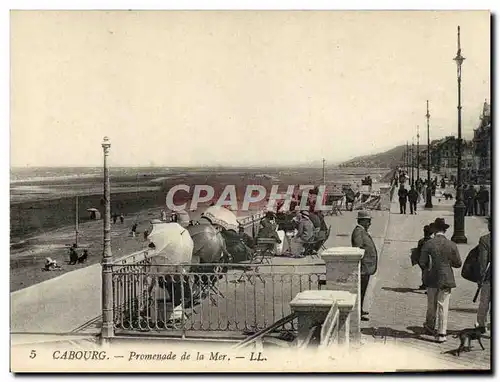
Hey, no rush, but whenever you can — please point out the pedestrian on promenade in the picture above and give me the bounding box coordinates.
[476,217,491,333]
[465,185,476,216]
[408,185,419,215]
[120,213,124,224]
[351,210,378,322]
[478,186,489,216]
[419,218,462,343]
[413,223,435,290]
[398,184,408,214]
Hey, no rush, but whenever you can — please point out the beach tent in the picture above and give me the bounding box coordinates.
[87,208,101,220]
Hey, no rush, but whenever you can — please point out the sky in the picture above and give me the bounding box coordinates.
[10,10,490,167]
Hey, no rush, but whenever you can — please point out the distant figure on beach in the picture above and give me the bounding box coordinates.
[161,210,167,221]
[112,214,118,224]
[345,188,356,211]
[77,249,88,264]
[131,223,138,237]
[44,257,61,271]
[69,243,78,265]
[120,214,124,224]
[398,185,408,214]
[143,230,149,240]
[351,210,378,321]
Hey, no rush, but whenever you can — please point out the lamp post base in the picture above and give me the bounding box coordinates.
[451,200,467,244]
[424,188,433,209]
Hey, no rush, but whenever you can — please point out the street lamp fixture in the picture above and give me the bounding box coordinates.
[411,137,415,186]
[425,101,433,209]
[451,26,467,244]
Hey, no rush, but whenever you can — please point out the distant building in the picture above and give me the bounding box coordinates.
[472,100,491,183]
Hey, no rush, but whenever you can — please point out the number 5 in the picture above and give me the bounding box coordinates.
[29,350,36,359]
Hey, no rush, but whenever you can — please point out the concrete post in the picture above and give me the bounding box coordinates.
[320,247,364,343]
[290,290,356,347]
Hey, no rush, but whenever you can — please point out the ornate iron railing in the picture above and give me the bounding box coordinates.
[111,263,324,337]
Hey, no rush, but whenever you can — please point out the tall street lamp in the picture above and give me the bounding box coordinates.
[416,126,420,182]
[406,141,410,177]
[101,136,114,339]
[425,100,433,208]
[411,137,415,186]
[451,26,467,244]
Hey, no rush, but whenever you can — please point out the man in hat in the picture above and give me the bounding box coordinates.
[351,210,378,321]
[289,210,315,257]
[419,218,462,343]
[414,223,435,290]
[398,184,408,214]
[476,216,491,333]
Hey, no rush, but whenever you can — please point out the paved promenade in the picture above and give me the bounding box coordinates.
[361,195,491,370]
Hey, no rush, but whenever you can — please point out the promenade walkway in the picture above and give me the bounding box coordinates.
[360,195,491,370]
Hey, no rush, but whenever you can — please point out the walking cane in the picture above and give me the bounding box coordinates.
[473,262,491,303]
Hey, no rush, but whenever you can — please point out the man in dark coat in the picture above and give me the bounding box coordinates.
[408,185,419,215]
[351,210,378,321]
[398,185,408,214]
[414,223,435,290]
[419,218,462,343]
[478,186,489,216]
[464,185,476,216]
[476,217,491,332]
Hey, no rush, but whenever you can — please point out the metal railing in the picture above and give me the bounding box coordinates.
[111,263,324,337]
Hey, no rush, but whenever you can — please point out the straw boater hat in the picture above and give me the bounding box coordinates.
[357,210,372,220]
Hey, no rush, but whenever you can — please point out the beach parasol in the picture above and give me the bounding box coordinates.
[187,224,224,264]
[202,205,239,231]
[147,222,194,273]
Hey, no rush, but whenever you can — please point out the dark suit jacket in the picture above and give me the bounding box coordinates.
[398,188,408,201]
[351,225,378,276]
[478,233,491,282]
[419,234,462,289]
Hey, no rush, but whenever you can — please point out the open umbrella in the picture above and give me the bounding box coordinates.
[147,222,194,273]
[202,205,239,231]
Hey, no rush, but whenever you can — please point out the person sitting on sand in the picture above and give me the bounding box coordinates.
[69,243,79,265]
[77,249,89,264]
[131,223,138,237]
[44,257,61,271]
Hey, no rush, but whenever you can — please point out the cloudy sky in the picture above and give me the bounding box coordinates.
[10,10,490,167]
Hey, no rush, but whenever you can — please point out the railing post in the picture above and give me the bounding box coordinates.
[321,247,364,343]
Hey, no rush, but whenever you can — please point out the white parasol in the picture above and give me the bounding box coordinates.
[147,222,194,273]
[202,205,239,231]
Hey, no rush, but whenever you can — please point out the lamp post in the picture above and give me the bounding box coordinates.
[451,26,467,244]
[406,141,409,178]
[425,100,433,208]
[411,137,415,186]
[101,136,114,340]
[416,125,420,182]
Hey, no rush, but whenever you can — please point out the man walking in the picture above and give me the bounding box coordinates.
[419,218,462,342]
[398,184,408,214]
[476,217,491,333]
[408,184,419,215]
[414,223,435,290]
[351,210,378,322]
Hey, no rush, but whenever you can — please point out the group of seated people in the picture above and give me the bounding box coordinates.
[256,205,329,258]
[68,244,89,265]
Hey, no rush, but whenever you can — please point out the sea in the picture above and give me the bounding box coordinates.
[10,166,391,242]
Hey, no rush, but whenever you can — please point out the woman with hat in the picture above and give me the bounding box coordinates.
[419,217,462,343]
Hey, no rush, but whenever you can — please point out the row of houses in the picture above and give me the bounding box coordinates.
[418,100,491,184]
